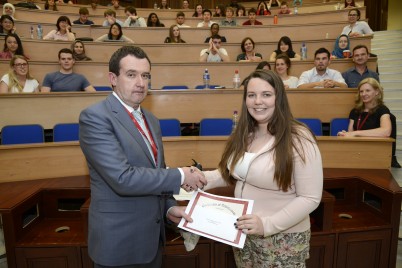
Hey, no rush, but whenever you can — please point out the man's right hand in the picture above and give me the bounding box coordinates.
[181,166,207,192]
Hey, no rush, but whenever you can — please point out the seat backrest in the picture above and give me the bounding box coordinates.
[159,119,181,137]
[296,118,323,136]
[330,118,350,136]
[94,86,113,91]
[161,85,189,90]
[1,124,44,145]
[195,85,220,89]
[200,118,232,136]
[53,123,80,142]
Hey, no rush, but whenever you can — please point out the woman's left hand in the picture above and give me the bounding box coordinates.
[235,214,264,236]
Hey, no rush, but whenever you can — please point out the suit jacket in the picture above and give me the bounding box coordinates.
[79,94,181,266]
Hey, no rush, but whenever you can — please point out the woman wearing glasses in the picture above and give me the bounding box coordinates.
[341,9,373,37]
[0,55,39,93]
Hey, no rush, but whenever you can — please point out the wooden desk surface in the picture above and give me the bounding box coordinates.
[0,88,356,128]
[0,136,393,183]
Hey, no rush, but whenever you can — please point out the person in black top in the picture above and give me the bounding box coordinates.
[204,23,227,43]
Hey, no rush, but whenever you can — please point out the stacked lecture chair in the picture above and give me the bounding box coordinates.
[53,123,80,142]
[1,124,44,145]
[199,118,232,136]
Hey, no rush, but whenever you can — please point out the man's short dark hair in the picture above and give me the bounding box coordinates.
[202,9,212,16]
[58,48,73,59]
[314,47,330,58]
[176,11,185,17]
[104,9,116,17]
[79,7,89,15]
[109,46,151,76]
[353,44,369,54]
[248,8,257,15]
[124,6,137,15]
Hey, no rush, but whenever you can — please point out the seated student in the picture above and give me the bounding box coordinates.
[0,34,28,60]
[107,0,120,10]
[337,77,400,168]
[44,0,58,11]
[236,37,262,62]
[0,55,39,93]
[200,35,230,62]
[41,48,95,92]
[331,34,350,59]
[158,0,171,9]
[192,4,203,18]
[342,9,373,37]
[71,40,92,61]
[103,9,123,27]
[175,11,190,28]
[43,16,75,41]
[344,0,360,9]
[256,1,271,15]
[256,61,271,70]
[123,6,146,27]
[342,45,379,88]
[2,3,15,20]
[278,1,292,14]
[221,7,237,26]
[96,23,134,43]
[0,15,16,35]
[243,8,263,25]
[73,7,94,25]
[147,13,165,27]
[164,25,186,43]
[274,53,298,88]
[213,5,225,17]
[236,5,246,17]
[270,36,301,61]
[297,47,347,88]
[270,0,281,7]
[182,0,190,9]
[197,9,216,28]
[204,23,227,43]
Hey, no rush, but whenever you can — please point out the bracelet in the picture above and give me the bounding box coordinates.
[205,51,210,55]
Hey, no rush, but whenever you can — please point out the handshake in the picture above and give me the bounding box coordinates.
[181,166,207,192]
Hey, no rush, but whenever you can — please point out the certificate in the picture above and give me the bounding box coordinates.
[178,190,254,248]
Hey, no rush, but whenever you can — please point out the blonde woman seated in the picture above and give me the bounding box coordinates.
[274,53,298,89]
[95,23,134,43]
[164,25,186,43]
[0,55,39,93]
[236,37,262,62]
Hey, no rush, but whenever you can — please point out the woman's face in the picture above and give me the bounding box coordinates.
[58,20,69,31]
[111,25,120,36]
[338,36,348,50]
[279,41,289,52]
[346,0,352,4]
[196,5,202,14]
[13,58,28,76]
[215,7,221,14]
[2,18,13,32]
[6,36,18,53]
[74,42,84,55]
[359,83,379,106]
[246,78,276,125]
[237,9,244,16]
[172,26,179,37]
[151,14,158,23]
[275,59,288,75]
[348,10,358,23]
[244,39,254,52]
[211,25,219,35]
[4,6,13,16]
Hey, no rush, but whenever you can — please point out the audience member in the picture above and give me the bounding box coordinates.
[256,1,271,15]
[0,55,39,93]
[176,11,190,27]
[197,9,215,28]
[2,3,15,20]
[331,34,350,59]
[44,0,58,11]
[158,0,171,9]
[182,0,190,9]
[342,9,373,37]
[342,45,379,88]
[270,0,281,7]
[0,15,16,35]
[236,37,262,62]
[164,25,186,43]
[204,23,227,43]
[71,40,92,61]
[108,0,120,10]
[278,1,292,14]
[103,9,123,27]
[243,8,263,25]
[213,5,225,17]
[274,53,298,88]
[221,7,237,26]
[344,0,359,9]
[0,34,27,60]
[96,23,134,43]
[41,48,95,92]
[200,35,229,62]
[202,69,322,267]
[43,16,75,41]
[147,13,165,27]
[73,7,94,25]
[297,47,347,88]
[192,4,203,18]
[270,36,301,61]
[236,5,246,17]
[123,6,146,27]
[90,0,98,10]
[256,61,271,70]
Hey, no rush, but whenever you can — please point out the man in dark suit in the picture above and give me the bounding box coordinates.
[79,46,206,267]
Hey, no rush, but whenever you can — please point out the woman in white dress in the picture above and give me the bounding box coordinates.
[0,55,39,93]
[274,53,298,89]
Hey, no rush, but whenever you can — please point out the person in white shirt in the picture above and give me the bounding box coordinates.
[274,54,298,89]
[197,9,215,28]
[123,6,146,27]
[199,35,230,62]
[341,8,373,37]
[176,11,190,27]
[297,47,347,88]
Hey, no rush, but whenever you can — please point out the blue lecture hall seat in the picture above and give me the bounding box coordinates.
[161,85,189,90]
[159,119,181,137]
[199,118,232,136]
[330,118,349,136]
[296,118,323,136]
[195,85,221,89]
[94,86,113,91]
[53,123,80,142]
[1,124,45,145]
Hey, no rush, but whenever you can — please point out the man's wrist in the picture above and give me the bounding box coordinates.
[205,51,210,55]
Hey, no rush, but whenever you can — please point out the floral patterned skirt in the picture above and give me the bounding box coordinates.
[232,229,311,268]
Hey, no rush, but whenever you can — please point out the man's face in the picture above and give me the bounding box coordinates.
[182,0,189,8]
[353,47,369,66]
[314,52,330,72]
[226,9,233,18]
[203,12,211,22]
[176,16,185,25]
[280,4,288,13]
[59,53,75,71]
[248,12,256,22]
[80,14,88,22]
[109,55,151,109]
[212,38,221,49]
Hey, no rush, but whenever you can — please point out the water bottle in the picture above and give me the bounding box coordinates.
[30,26,34,39]
[37,24,43,40]
[203,69,210,89]
[233,70,241,89]
[232,111,238,133]
[294,6,298,14]
[301,42,307,60]
[154,2,158,9]
[148,73,151,89]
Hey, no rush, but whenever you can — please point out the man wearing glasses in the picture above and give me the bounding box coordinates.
[199,35,230,62]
